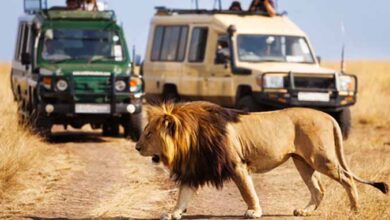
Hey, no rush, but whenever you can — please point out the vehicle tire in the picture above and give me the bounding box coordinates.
[17,103,27,126]
[333,108,352,140]
[32,115,52,138]
[162,86,180,102]
[102,122,120,137]
[236,96,260,112]
[123,113,143,142]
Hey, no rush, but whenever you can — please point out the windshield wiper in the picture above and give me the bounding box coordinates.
[259,59,285,62]
[52,57,87,64]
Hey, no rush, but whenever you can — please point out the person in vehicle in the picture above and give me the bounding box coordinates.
[216,40,230,63]
[66,0,80,10]
[82,0,105,11]
[42,40,68,60]
[249,0,276,17]
[229,1,242,11]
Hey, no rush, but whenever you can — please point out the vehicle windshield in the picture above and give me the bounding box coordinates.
[40,28,125,62]
[237,35,315,63]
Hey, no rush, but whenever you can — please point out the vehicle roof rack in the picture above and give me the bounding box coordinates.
[155,6,284,17]
[44,10,116,21]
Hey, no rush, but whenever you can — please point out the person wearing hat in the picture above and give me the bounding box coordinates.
[249,0,276,16]
[229,1,243,11]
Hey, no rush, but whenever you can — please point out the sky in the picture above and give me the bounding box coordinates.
[0,0,389,61]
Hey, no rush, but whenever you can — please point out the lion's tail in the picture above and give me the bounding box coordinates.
[332,118,389,194]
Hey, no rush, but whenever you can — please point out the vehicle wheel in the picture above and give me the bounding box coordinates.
[32,115,52,138]
[333,108,352,140]
[17,105,26,126]
[123,113,143,142]
[102,122,120,137]
[162,87,180,102]
[236,96,260,112]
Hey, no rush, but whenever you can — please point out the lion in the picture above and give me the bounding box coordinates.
[135,101,388,220]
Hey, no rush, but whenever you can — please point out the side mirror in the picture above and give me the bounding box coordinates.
[21,53,32,66]
[316,56,322,64]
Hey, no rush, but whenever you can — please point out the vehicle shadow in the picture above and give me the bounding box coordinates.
[47,131,109,144]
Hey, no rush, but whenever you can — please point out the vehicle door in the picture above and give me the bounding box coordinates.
[184,26,210,101]
[144,25,189,96]
[12,21,33,104]
[205,34,235,107]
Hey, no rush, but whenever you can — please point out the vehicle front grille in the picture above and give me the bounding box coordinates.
[292,75,336,90]
[73,76,112,103]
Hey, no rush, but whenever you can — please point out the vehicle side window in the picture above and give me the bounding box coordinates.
[14,24,23,61]
[189,27,208,62]
[215,35,230,64]
[26,25,35,55]
[20,24,30,56]
[151,25,188,62]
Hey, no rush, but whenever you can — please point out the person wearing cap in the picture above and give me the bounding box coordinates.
[229,1,243,11]
[249,0,276,17]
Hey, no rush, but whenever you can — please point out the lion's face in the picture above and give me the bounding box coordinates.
[135,116,176,165]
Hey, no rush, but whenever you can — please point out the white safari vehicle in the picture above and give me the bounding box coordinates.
[142,7,357,138]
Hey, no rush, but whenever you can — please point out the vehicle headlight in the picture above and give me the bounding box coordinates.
[115,80,127,92]
[56,79,68,91]
[339,75,355,92]
[263,75,284,89]
[129,77,143,93]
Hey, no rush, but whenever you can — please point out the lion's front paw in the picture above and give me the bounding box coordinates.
[160,211,183,220]
[293,209,313,217]
[172,210,183,220]
[160,213,172,220]
[244,209,262,219]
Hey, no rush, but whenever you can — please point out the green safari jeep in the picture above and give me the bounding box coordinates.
[11,1,144,140]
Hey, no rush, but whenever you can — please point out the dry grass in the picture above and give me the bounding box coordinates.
[0,63,48,199]
[0,61,388,219]
[320,61,390,219]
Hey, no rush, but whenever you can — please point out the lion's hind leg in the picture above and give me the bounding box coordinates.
[311,157,359,212]
[292,156,325,216]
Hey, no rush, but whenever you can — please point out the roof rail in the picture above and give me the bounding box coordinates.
[155,6,284,17]
[43,10,117,21]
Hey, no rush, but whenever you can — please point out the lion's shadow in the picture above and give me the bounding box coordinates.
[27,213,297,220]
[181,214,296,219]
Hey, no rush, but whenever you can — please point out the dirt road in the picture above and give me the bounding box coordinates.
[1,124,389,219]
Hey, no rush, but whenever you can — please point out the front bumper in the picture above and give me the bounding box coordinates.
[37,102,142,116]
[254,90,356,112]
[254,72,358,112]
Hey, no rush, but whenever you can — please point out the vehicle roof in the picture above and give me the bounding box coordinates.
[152,12,306,36]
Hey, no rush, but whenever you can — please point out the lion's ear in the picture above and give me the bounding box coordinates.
[163,114,177,136]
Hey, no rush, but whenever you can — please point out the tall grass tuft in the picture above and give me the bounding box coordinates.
[0,63,47,199]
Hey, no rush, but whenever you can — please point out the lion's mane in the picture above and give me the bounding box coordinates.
[148,102,247,189]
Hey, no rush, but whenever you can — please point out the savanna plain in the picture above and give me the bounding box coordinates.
[0,61,389,219]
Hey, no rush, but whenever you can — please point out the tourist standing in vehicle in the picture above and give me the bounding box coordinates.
[249,0,276,17]
[82,0,105,11]
[229,1,243,11]
[66,0,80,10]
